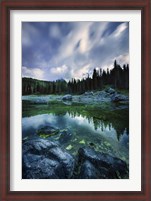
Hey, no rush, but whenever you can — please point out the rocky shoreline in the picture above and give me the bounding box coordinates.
[23,137,128,179]
[22,88,129,179]
[22,87,129,106]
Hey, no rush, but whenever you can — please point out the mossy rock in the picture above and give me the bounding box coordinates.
[37,126,59,138]
[39,134,51,138]
[79,139,85,144]
[66,145,73,150]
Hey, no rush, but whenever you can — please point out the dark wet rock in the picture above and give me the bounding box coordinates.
[78,147,128,179]
[22,139,128,179]
[62,94,72,101]
[79,159,111,179]
[48,147,74,178]
[111,94,129,102]
[23,138,58,155]
[22,138,75,179]
[37,126,59,137]
[22,154,63,179]
[79,160,100,179]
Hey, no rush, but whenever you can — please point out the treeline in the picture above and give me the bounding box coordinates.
[68,60,129,94]
[22,78,67,95]
[22,60,129,95]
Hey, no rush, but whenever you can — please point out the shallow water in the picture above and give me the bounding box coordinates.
[22,99,129,165]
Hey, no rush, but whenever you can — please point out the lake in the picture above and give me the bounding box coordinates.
[22,97,129,165]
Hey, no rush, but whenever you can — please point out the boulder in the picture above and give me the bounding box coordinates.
[22,139,128,179]
[111,94,128,102]
[78,147,128,179]
[22,154,62,179]
[105,88,116,94]
[22,138,75,179]
[79,160,100,179]
[97,91,110,99]
[48,147,74,178]
[62,94,72,101]
[22,138,58,155]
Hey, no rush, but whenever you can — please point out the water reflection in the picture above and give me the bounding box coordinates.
[22,113,118,139]
[53,109,129,141]
[22,102,129,141]
[22,101,129,164]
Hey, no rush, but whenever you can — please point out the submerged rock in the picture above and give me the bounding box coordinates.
[66,144,73,150]
[79,139,85,144]
[89,142,95,147]
[62,94,72,101]
[59,130,72,144]
[37,126,59,138]
[22,138,75,179]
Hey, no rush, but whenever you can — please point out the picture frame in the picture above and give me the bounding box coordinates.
[0,0,150,200]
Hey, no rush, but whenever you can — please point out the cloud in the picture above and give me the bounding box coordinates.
[49,22,110,79]
[50,64,68,74]
[22,22,129,81]
[49,64,71,81]
[101,53,129,72]
[85,22,129,68]
[22,32,31,47]
[113,22,128,37]
[73,64,91,80]
[56,22,109,61]
[56,22,92,59]
[22,23,39,47]
[113,53,129,65]
[51,22,128,80]
[22,66,44,80]
[49,24,61,38]
[49,63,91,81]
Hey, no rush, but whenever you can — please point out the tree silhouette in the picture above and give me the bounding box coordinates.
[22,60,129,95]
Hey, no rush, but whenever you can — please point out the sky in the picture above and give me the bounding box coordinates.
[22,21,129,81]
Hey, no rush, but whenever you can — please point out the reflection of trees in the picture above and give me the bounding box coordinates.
[66,109,129,140]
[23,101,129,140]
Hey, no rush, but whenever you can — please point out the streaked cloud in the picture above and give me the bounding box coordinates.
[22,22,129,81]
[113,22,128,37]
